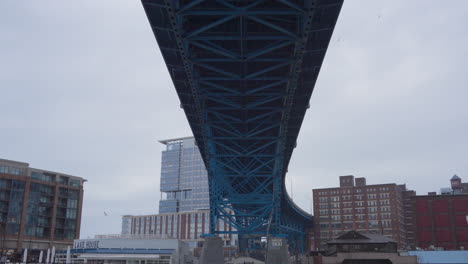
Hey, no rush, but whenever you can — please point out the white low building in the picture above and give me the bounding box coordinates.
[55,235,193,264]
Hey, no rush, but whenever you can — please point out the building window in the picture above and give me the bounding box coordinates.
[319,223,329,229]
[10,167,22,175]
[341,195,351,201]
[31,172,55,182]
[368,214,378,220]
[380,200,390,206]
[0,166,9,174]
[319,216,329,222]
[382,220,392,228]
[381,213,391,219]
[368,221,379,228]
[331,209,340,215]
[319,209,328,215]
[380,193,390,199]
[69,179,80,188]
[381,206,391,212]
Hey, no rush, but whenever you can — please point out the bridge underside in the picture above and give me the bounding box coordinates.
[142,0,343,252]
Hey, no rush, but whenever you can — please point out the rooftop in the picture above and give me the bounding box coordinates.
[0,158,29,166]
[158,136,194,145]
[407,251,468,264]
[0,157,84,181]
[328,231,397,244]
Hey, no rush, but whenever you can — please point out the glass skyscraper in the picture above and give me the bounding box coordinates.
[159,137,209,213]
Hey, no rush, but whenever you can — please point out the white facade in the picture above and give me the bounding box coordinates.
[126,210,236,248]
[122,215,132,235]
[55,237,192,264]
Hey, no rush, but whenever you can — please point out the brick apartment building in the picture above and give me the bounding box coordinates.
[312,175,410,250]
[0,158,85,254]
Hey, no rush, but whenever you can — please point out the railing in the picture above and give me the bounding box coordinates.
[93,233,175,239]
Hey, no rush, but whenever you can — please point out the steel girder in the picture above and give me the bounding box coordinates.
[142,0,343,252]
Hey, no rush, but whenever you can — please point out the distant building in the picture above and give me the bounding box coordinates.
[409,196,468,250]
[121,215,132,235]
[122,137,237,249]
[407,251,468,264]
[404,175,468,250]
[439,175,468,195]
[325,230,398,254]
[0,158,85,254]
[122,210,236,248]
[55,235,193,264]
[403,189,417,249]
[311,231,418,264]
[312,175,411,250]
[448,174,468,194]
[159,137,209,213]
[410,192,468,250]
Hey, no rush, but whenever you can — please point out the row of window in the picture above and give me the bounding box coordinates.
[317,187,392,196]
[31,172,81,187]
[320,211,393,222]
[319,193,391,202]
[320,219,393,228]
[0,165,23,176]
[320,207,391,215]
[319,200,392,209]
[133,212,213,239]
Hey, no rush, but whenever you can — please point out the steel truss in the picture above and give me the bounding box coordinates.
[142,0,343,252]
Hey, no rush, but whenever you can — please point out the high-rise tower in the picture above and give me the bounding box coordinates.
[158,137,209,213]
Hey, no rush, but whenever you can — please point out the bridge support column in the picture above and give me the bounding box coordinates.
[265,236,289,264]
[199,236,224,264]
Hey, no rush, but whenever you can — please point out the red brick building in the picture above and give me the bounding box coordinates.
[410,194,468,250]
[408,176,468,250]
[312,176,410,250]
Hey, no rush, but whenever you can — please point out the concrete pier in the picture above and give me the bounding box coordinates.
[265,237,289,264]
[199,236,224,264]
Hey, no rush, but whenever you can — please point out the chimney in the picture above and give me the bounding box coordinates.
[339,175,355,187]
[355,177,366,186]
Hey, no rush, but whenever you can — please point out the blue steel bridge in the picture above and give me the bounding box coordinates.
[142,0,343,252]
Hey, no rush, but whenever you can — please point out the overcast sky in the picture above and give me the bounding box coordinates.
[1,1,467,239]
